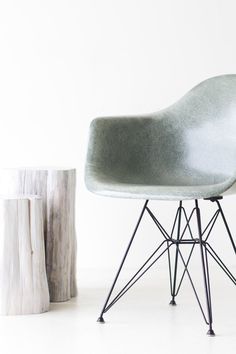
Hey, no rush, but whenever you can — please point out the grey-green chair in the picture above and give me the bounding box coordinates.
[85,74,236,336]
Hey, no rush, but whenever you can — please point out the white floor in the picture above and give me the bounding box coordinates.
[1,267,236,354]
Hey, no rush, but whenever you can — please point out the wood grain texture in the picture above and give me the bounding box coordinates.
[0,196,49,315]
[0,168,77,302]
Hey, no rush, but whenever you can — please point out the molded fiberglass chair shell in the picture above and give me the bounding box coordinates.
[85,75,236,336]
[85,75,236,200]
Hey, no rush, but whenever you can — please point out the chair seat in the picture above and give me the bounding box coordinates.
[86,169,236,200]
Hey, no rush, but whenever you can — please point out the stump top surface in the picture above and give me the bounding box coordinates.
[0,167,76,172]
[0,194,42,201]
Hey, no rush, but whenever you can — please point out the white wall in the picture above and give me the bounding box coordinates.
[0,0,236,270]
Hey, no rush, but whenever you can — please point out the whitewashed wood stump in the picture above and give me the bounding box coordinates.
[0,168,77,302]
[0,196,49,315]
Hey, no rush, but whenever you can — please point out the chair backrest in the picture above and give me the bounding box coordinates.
[86,75,236,187]
[164,74,236,182]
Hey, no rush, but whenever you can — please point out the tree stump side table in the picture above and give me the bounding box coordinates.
[0,195,50,315]
[0,168,77,302]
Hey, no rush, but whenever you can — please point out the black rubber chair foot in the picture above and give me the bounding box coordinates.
[97,316,105,323]
[169,299,177,306]
[207,329,215,336]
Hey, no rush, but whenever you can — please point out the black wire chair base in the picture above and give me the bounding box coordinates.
[97,197,236,335]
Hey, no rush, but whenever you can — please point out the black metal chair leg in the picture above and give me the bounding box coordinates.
[216,200,236,255]
[170,201,182,306]
[195,200,215,336]
[96,198,235,334]
[97,200,149,323]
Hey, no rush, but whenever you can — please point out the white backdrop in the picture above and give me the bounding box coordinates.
[0,0,236,271]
